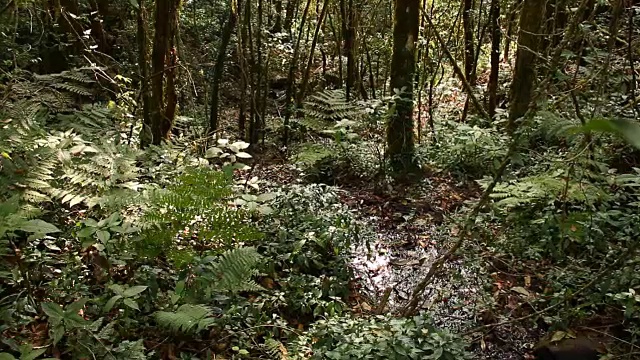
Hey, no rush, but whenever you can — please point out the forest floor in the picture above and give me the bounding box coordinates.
[254,159,545,359]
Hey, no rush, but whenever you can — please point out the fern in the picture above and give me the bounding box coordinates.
[155,304,216,334]
[303,89,365,122]
[201,247,264,293]
[484,172,608,209]
[139,168,262,260]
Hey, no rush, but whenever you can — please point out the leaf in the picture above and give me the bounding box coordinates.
[19,220,60,234]
[123,286,148,297]
[581,118,640,149]
[205,147,223,158]
[66,298,88,314]
[235,152,252,159]
[109,284,125,296]
[550,330,567,343]
[129,0,139,9]
[511,286,530,297]
[41,303,65,322]
[0,353,16,360]
[123,298,139,311]
[103,295,122,312]
[256,193,277,202]
[51,325,64,344]
[77,227,96,238]
[96,230,110,243]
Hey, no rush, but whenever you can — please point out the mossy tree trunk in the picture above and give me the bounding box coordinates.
[507,0,545,133]
[386,0,419,174]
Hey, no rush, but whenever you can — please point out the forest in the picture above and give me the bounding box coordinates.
[1,0,640,358]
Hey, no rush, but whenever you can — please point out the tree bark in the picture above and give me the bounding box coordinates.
[282,0,313,147]
[507,0,545,133]
[296,0,330,107]
[147,0,181,146]
[387,0,419,174]
[487,0,500,118]
[462,0,476,85]
[283,0,299,34]
[208,1,237,135]
[138,0,152,148]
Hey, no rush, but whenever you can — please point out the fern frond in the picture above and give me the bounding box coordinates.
[155,304,216,334]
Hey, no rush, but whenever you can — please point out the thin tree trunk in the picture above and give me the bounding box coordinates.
[507,0,545,133]
[297,0,329,107]
[272,0,282,32]
[345,0,356,100]
[251,0,265,145]
[283,0,298,34]
[208,1,237,135]
[487,0,500,118]
[148,0,181,146]
[387,0,419,174]
[462,0,475,85]
[282,0,313,147]
[138,0,152,148]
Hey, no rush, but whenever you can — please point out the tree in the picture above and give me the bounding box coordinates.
[387,0,419,174]
[142,0,181,147]
[507,0,545,133]
[487,0,500,118]
[208,0,237,137]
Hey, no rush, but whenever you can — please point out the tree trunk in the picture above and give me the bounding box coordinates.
[283,0,298,34]
[387,0,419,174]
[507,0,545,133]
[138,0,152,148]
[345,0,356,100]
[297,0,329,107]
[272,0,282,33]
[487,0,500,118]
[148,0,181,146]
[208,1,237,135]
[282,0,313,147]
[462,0,475,85]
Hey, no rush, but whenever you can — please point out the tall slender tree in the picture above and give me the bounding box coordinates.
[507,0,546,133]
[143,0,181,147]
[387,0,419,174]
[487,0,500,118]
[208,0,237,136]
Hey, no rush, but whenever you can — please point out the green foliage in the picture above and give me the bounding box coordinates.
[193,247,264,296]
[417,120,509,178]
[289,315,470,360]
[155,304,217,334]
[303,90,366,122]
[138,167,262,262]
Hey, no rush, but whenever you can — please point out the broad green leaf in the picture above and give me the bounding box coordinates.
[22,347,47,360]
[123,298,139,311]
[581,118,640,149]
[123,286,148,297]
[41,303,64,322]
[77,227,96,238]
[0,353,17,360]
[66,298,88,314]
[110,284,126,296]
[51,325,64,344]
[96,230,110,243]
[19,220,60,234]
[103,295,122,312]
